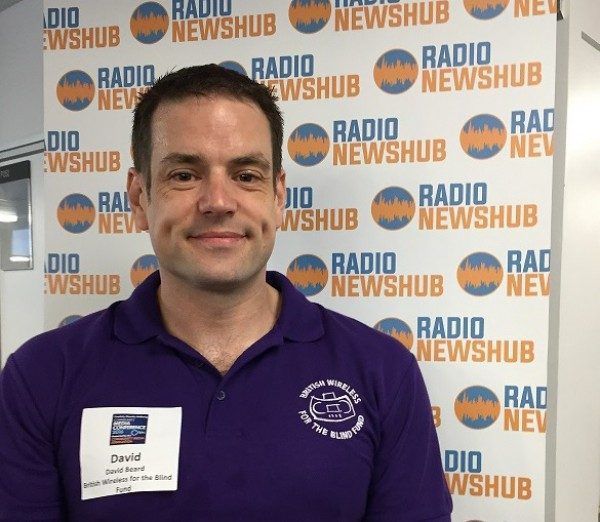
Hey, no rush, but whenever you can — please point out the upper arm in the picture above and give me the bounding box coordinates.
[0,355,65,521]
[363,357,452,521]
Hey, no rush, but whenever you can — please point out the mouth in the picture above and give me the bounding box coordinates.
[189,231,247,247]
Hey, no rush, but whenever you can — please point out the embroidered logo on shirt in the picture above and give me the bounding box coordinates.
[298,379,364,440]
[109,413,148,445]
[309,391,356,422]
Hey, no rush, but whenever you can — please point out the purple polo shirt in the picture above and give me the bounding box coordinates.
[0,271,451,521]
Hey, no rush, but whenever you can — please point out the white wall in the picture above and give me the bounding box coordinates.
[0,0,44,366]
[547,1,600,520]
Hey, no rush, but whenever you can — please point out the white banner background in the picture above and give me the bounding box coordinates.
[43,1,557,519]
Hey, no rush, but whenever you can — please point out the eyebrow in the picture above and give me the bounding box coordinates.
[229,154,272,172]
[159,152,272,174]
[160,153,207,167]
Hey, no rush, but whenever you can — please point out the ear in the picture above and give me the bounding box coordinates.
[274,170,286,230]
[127,167,149,232]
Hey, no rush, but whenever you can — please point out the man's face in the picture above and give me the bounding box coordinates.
[128,95,285,292]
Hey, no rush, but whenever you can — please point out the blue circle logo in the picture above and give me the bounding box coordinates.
[457,252,503,296]
[289,0,331,34]
[371,187,415,230]
[455,385,500,429]
[56,70,95,111]
[460,114,507,159]
[464,0,509,20]
[130,254,159,287]
[57,194,95,233]
[219,61,247,76]
[373,49,419,94]
[287,255,328,296]
[288,123,330,167]
[130,2,169,44]
[374,318,413,349]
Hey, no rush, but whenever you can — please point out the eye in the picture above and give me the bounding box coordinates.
[171,171,195,182]
[236,171,258,183]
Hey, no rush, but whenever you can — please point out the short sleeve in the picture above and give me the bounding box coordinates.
[364,357,452,521]
[0,355,65,521]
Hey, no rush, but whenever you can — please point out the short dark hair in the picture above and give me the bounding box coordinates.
[131,64,283,190]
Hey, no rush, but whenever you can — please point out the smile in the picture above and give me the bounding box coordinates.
[189,232,247,247]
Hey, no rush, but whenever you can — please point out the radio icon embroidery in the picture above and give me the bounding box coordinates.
[309,391,356,423]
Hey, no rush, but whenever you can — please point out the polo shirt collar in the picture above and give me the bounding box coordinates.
[113,270,164,344]
[267,271,324,342]
[113,270,324,345]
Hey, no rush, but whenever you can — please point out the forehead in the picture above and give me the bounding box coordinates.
[150,95,271,150]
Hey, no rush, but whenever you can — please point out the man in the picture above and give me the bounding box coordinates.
[0,65,451,521]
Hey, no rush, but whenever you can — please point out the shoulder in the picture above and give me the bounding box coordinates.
[317,304,414,364]
[0,305,122,438]
[10,305,117,370]
[3,304,121,414]
[313,304,418,396]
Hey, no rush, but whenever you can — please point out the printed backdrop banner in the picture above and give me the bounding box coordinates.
[43,1,556,519]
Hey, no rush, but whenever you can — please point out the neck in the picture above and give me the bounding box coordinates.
[157,270,280,353]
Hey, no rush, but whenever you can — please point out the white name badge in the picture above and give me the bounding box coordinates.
[80,407,182,501]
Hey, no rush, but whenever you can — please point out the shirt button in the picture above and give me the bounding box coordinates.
[216,390,226,401]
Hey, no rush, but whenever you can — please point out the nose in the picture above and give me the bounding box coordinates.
[197,173,237,216]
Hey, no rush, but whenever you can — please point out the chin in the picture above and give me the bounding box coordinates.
[186,270,257,292]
